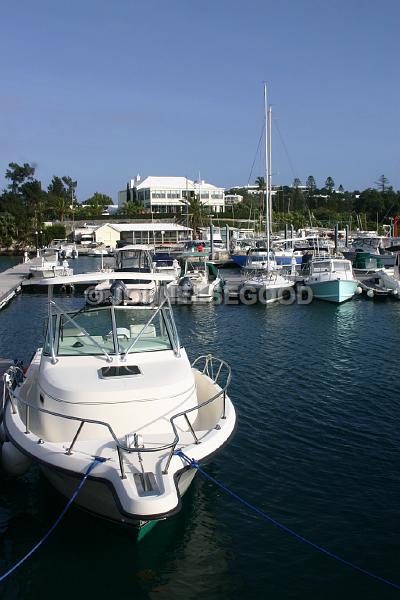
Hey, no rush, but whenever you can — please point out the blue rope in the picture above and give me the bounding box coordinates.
[0,456,105,583]
[175,450,400,592]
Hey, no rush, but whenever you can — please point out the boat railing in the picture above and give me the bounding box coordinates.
[3,354,231,478]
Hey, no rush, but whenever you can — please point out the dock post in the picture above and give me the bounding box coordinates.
[334,223,339,254]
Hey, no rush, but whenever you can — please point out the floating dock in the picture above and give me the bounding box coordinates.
[0,258,39,310]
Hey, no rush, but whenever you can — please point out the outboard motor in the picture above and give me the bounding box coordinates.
[178,276,194,301]
[71,248,77,259]
[110,279,128,305]
[60,250,66,260]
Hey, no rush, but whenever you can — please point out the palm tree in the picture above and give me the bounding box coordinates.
[177,194,208,234]
[49,195,71,222]
[255,176,266,193]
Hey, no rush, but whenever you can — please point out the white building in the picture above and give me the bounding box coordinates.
[118,175,225,214]
[225,194,243,205]
[94,222,192,247]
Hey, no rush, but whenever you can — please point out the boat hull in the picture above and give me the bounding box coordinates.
[308,279,358,303]
[41,463,196,532]
[241,281,294,304]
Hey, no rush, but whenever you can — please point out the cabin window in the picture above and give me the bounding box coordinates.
[57,309,114,356]
[333,261,350,271]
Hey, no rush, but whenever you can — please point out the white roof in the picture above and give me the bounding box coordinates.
[133,176,223,191]
[104,222,191,232]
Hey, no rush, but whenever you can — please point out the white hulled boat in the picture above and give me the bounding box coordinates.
[1,272,236,538]
[94,245,157,305]
[240,84,294,303]
[29,249,73,279]
[169,256,221,303]
[49,239,78,259]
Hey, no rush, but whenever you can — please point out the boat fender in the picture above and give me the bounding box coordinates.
[367,289,374,298]
[1,441,32,476]
[355,286,363,295]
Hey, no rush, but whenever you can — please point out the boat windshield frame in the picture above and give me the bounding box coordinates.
[44,283,180,363]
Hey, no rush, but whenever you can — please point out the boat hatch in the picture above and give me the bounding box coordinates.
[100,365,141,377]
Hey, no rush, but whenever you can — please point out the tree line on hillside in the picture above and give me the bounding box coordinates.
[225,174,400,231]
[0,163,146,248]
[1,162,399,248]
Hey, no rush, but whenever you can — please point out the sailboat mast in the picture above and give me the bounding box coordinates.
[268,105,272,236]
[264,83,270,269]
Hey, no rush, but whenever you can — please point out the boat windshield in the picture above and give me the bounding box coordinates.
[333,261,351,271]
[52,306,173,356]
[312,261,332,272]
[116,250,153,272]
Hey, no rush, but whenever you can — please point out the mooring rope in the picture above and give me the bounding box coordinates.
[0,456,105,583]
[175,450,400,592]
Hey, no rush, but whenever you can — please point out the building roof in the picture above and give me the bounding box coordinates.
[97,222,192,232]
[131,176,222,191]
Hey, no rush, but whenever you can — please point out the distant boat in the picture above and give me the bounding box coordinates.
[343,235,395,268]
[49,239,78,259]
[303,257,359,303]
[169,256,222,303]
[29,249,73,279]
[239,84,294,303]
[93,244,157,305]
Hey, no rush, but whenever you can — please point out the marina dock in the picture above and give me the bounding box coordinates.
[0,257,40,310]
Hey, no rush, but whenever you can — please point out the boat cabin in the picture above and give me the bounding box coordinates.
[45,289,180,361]
[115,245,155,273]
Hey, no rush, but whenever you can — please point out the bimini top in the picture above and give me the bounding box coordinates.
[31,271,175,286]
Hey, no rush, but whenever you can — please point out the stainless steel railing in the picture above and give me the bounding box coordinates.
[3,354,231,478]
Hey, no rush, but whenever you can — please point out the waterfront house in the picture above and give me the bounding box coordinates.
[118,175,225,214]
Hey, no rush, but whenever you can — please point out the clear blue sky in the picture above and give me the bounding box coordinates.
[1,0,399,201]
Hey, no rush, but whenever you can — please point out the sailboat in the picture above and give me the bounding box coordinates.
[240,85,294,303]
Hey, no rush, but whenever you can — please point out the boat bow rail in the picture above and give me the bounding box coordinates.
[3,354,232,478]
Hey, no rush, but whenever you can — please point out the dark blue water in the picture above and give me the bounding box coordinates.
[1,256,400,599]
[0,257,20,273]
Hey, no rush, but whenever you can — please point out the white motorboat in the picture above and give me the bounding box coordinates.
[153,252,181,279]
[29,250,73,279]
[1,272,236,538]
[49,239,78,259]
[169,256,222,303]
[303,257,360,303]
[93,245,156,305]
